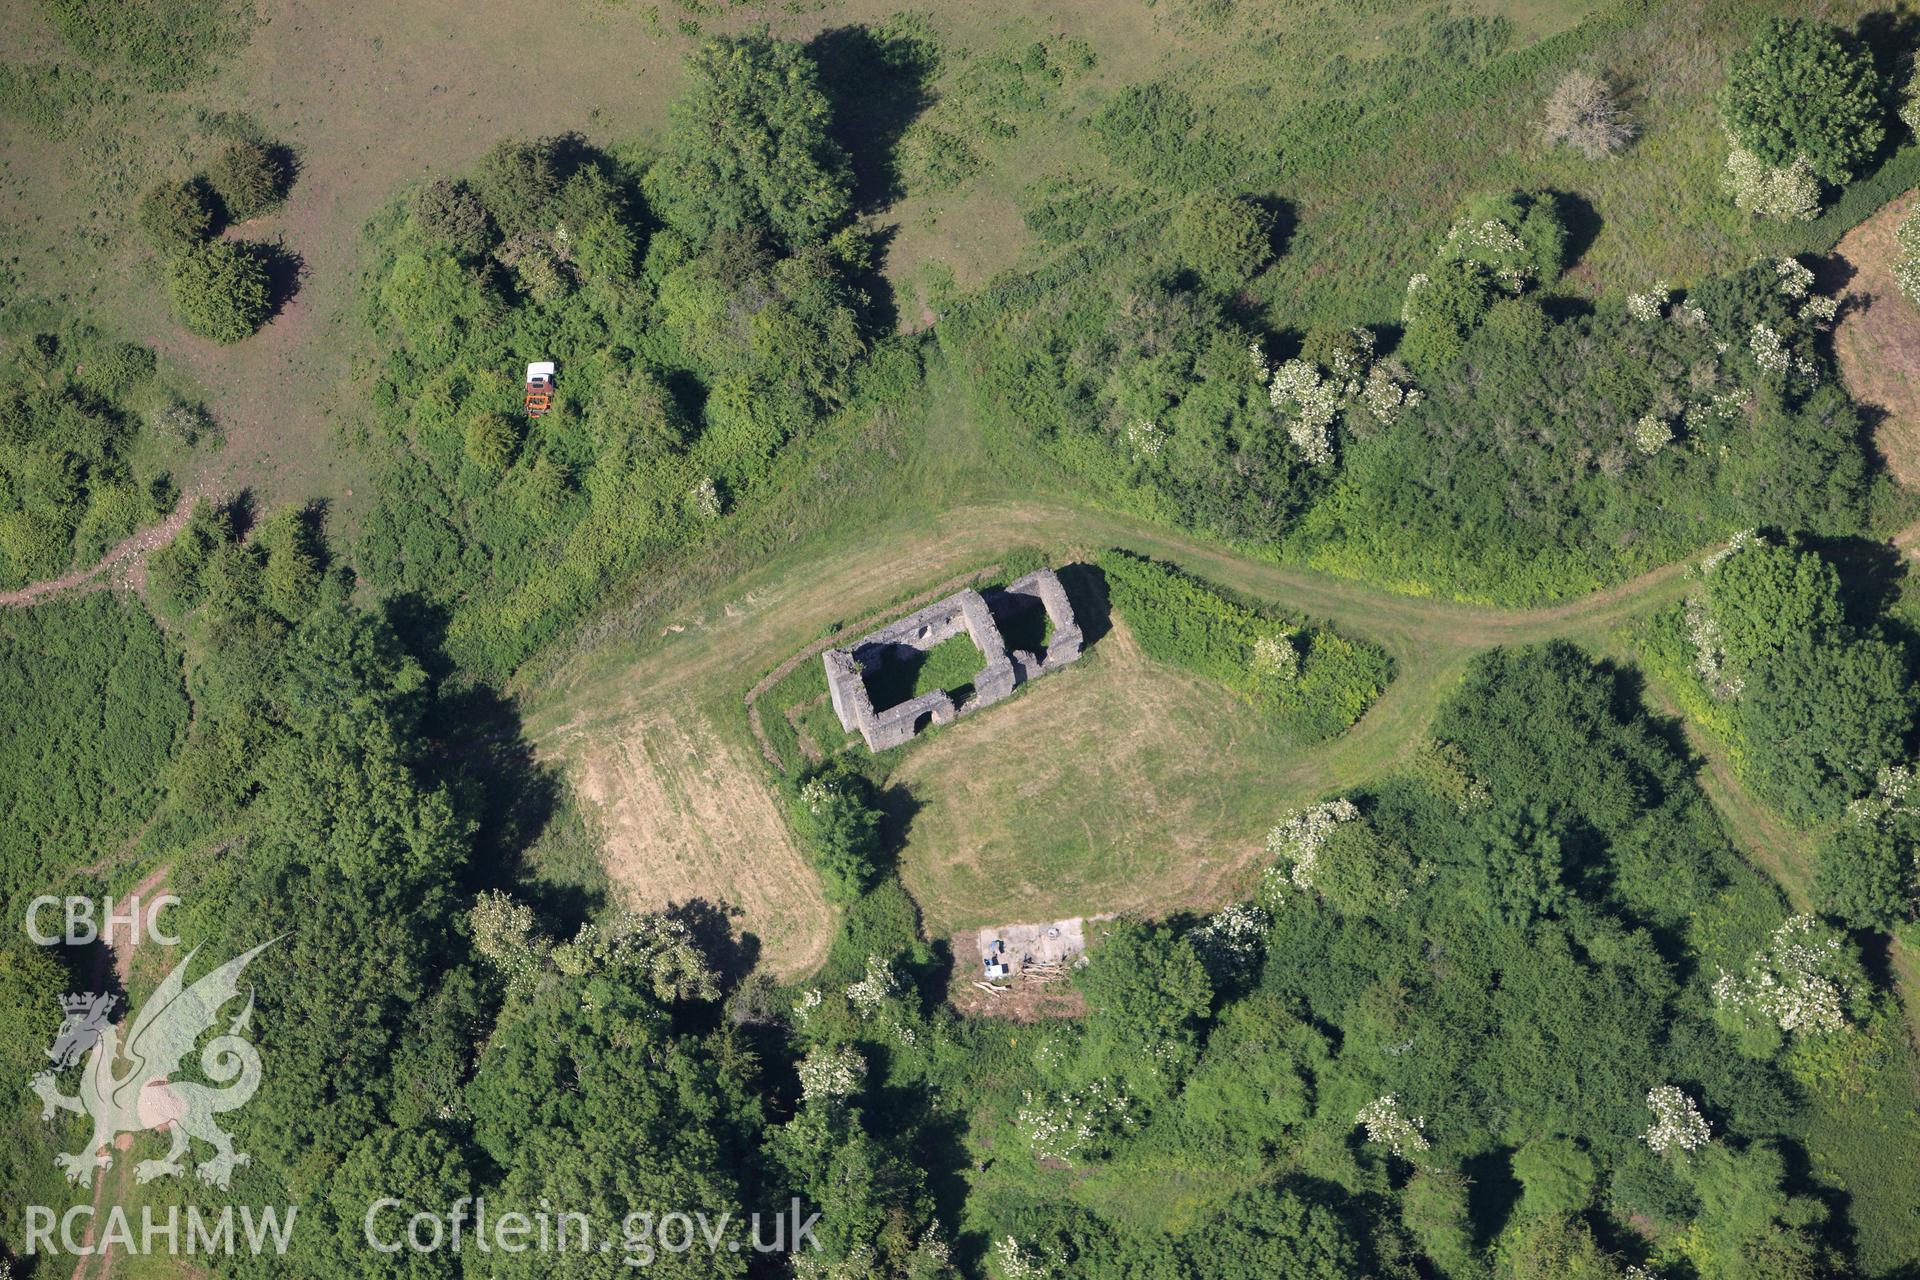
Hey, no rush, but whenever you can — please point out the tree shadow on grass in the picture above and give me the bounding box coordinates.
[425,681,576,913]
[1549,188,1603,275]
[668,897,761,993]
[252,239,305,324]
[1803,532,1910,635]
[808,23,939,215]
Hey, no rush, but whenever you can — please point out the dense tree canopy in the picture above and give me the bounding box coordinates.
[1719,19,1885,184]
[648,30,853,248]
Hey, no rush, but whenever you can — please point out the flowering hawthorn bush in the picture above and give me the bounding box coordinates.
[798,1044,866,1103]
[1017,1078,1137,1164]
[1627,280,1670,322]
[1724,144,1821,221]
[1189,902,1270,985]
[1265,327,1423,467]
[1896,201,1920,306]
[1642,1085,1711,1155]
[1712,915,1856,1036]
[993,1236,1056,1280]
[1355,1095,1430,1158]
[1262,798,1362,900]
[845,953,899,1015]
[1632,413,1674,456]
[1251,632,1299,682]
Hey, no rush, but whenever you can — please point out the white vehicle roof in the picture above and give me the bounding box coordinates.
[525,361,556,379]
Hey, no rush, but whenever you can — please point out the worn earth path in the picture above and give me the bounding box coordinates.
[68,862,176,1280]
[0,491,216,609]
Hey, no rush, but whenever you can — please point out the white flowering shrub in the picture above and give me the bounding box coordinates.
[1642,1085,1711,1155]
[551,911,721,1000]
[1262,798,1362,900]
[1684,530,1763,700]
[472,893,718,1001]
[1848,762,1919,827]
[1266,330,1421,466]
[845,954,899,1015]
[1775,257,1814,299]
[1361,360,1424,424]
[1632,413,1674,456]
[994,1236,1058,1280]
[470,890,551,992]
[1743,318,1812,379]
[799,777,832,813]
[1749,322,1790,374]
[1700,528,1760,574]
[690,475,723,519]
[1355,1095,1430,1158]
[1685,595,1744,700]
[1325,325,1376,389]
[1126,418,1163,459]
[1896,203,1920,307]
[1268,359,1339,465]
[797,1044,866,1103]
[1018,1079,1136,1164]
[792,987,823,1022]
[1251,631,1299,682]
[794,1243,876,1280]
[1190,902,1270,985]
[1724,145,1821,221]
[1798,293,1839,328]
[1627,280,1669,322]
[1444,217,1532,292]
[1896,256,1920,305]
[1713,915,1855,1036]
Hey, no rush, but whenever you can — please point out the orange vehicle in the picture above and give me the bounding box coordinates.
[523,361,556,417]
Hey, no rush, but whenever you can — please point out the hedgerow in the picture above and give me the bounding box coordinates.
[1097,548,1389,740]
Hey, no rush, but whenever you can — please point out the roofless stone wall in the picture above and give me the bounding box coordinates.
[824,567,1084,751]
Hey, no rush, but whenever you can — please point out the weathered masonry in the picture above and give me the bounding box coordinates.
[824,568,1084,751]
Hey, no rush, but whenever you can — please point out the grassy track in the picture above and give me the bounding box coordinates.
[524,489,1704,937]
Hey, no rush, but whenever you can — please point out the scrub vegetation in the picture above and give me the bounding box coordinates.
[7,3,1920,1280]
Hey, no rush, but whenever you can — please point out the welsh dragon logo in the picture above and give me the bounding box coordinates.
[30,940,276,1190]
